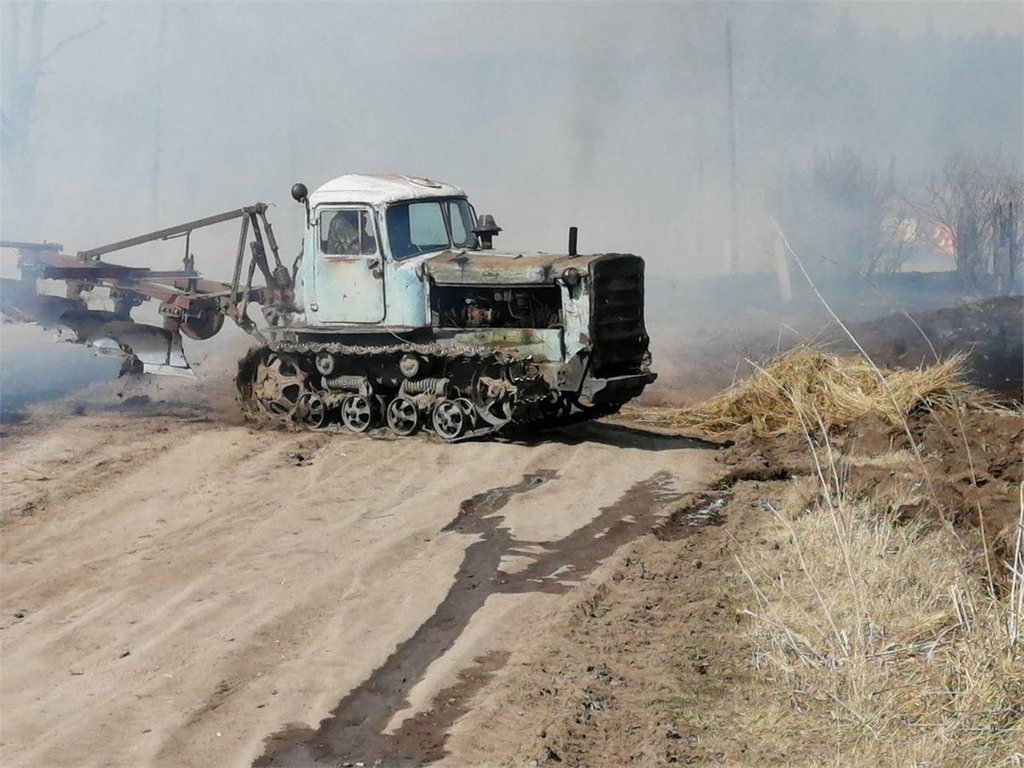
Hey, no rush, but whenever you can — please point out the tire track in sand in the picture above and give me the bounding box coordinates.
[254,466,689,766]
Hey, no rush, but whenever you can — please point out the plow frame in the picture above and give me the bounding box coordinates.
[2,202,292,344]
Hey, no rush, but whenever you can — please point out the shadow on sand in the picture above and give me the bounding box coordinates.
[508,419,724,452]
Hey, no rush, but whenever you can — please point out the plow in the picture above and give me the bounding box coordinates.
[2,174,656,440]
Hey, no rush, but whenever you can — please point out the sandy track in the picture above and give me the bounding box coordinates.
[0,413,715,767]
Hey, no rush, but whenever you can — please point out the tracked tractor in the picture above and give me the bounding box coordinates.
[1,174,655,440]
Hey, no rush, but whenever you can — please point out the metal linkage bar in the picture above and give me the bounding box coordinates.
[38,265,165,280]
[248,212,276,286]
[76,204,268,260]
[230,215,250,293]
[1,240,63,252]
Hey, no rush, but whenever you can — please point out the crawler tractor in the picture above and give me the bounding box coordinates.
[2,174,655,440]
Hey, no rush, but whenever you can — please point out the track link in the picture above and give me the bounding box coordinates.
[236,341,617,441]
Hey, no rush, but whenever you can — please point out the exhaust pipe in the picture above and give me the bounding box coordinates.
[568,226,578,256]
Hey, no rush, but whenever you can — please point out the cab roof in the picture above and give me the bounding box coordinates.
[309,173,465,207]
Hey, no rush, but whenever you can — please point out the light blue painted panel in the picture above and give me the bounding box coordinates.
[375,206,428,328]
[310,207,385,324]
[313,256,384,323]
[383,260,428,328]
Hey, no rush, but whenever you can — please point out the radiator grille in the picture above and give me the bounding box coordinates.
[589,255,649,377]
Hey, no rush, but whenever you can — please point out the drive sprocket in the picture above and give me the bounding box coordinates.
[242,350,308,419]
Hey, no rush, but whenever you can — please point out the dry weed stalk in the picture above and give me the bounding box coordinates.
[737,437,1023,764]
[776,225,1019,649]
[1009,486,1024,644]
[709,224,1022,761]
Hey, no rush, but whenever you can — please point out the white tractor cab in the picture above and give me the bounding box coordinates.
[294,174,477,329]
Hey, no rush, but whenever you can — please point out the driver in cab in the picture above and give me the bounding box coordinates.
[324,211,376,255]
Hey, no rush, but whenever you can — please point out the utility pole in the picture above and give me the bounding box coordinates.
[151,4,167,225]
[694,109,705,262]
[725,20,739,274]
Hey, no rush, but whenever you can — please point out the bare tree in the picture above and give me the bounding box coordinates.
[1,1,46,218]
[1,2,102,231]
[922,153,1024,284]
[767,148,908,277]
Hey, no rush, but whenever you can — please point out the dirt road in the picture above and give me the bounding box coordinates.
[0,405,715,767]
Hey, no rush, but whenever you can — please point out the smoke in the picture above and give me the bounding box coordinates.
[2,2,1021,270]
[1,1,1021,404]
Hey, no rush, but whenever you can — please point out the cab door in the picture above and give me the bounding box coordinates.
[312,207,385,323]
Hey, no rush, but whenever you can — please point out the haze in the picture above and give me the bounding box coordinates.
[2,0,1021,283]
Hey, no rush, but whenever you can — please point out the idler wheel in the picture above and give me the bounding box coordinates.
[432,399,468,441]
[253,352,304,416]
[341,394,376,433]
[386,397,420,437]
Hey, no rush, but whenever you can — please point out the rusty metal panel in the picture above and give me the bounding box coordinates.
[449,328,563,362]
[427,251,600,286]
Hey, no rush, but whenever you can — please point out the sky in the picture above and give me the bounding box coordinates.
[1,0,1021,284]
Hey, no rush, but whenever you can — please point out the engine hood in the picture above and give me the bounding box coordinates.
[425,250,604,286]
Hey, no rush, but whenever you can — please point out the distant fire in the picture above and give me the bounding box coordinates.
[883,215,957,257]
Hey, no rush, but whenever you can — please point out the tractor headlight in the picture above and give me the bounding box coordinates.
[561,267,581,287]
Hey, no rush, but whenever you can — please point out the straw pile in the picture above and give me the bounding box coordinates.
[642,347,983,438]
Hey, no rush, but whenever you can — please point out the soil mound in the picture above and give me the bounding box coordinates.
[716,405,1023,580]
[849,295,1023,398]
[631,347,1021,567]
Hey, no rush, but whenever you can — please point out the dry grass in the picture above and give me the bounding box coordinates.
[738,476,1024,766]
[655,234,1024,762]
[683,343,1024,763]
[637,346,989,439]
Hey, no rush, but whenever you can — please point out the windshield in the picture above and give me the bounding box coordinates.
[386,198,476,260]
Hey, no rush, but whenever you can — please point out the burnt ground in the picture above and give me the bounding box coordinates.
[845,296,1023,399]
[647,294,1023,406]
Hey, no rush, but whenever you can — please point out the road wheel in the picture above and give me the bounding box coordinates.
[386,397,420,436]
[432,399,467,441]
[341,394,376,433]
[298,392,328,429]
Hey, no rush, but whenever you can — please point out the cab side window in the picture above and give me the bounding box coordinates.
[320,210,377,255]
